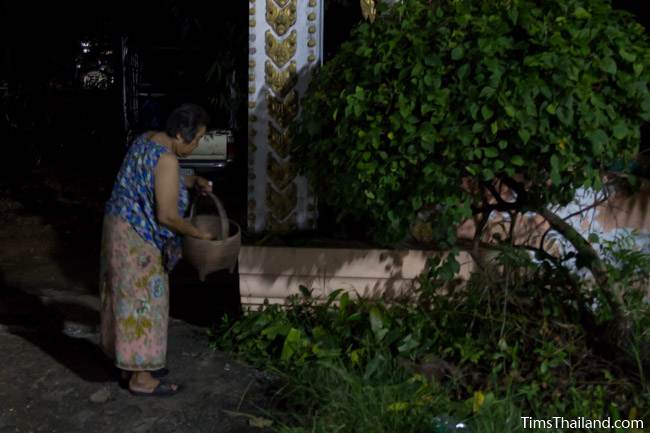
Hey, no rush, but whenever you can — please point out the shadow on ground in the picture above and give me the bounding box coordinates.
[170,261,244,328]
[0,272,111,383]
[0,269,275,433]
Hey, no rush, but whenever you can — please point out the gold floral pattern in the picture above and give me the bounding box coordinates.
[265,0,297,36]
[267,182,297,220]
[268,122,293,158]
[360,0,377,23]
[268,213,298,232]
[265,60,297,98]
[267,153,297,191]
[265,30,297,68]
[267,90,298,128]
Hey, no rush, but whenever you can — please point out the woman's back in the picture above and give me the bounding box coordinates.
[105,134,189,251]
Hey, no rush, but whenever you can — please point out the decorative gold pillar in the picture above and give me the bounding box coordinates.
[248,0,321,233]
[360,0,377,22]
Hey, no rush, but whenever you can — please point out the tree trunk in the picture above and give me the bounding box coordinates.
[537,207,621,317]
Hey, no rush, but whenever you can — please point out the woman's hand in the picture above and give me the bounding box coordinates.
[194,177,213,195]
[196,230,214,240]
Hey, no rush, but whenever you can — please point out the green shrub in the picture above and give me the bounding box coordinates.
[213,248,650,431]
[294,0,650,245]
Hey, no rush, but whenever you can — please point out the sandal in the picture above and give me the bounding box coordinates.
[151,368,169,378]
[129,382,183,397]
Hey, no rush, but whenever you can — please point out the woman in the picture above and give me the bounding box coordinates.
[100,103,213,396]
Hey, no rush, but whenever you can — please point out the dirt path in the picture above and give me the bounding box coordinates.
[0,258,276,433]
[0,173,276,433]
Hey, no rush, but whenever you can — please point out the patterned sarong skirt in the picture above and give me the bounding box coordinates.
[99,215,169,371]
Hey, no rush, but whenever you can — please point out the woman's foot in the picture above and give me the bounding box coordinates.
[118,367,167,385]
[129,372,180,396]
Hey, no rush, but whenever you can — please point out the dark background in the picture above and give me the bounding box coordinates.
[2,0,645,198]
[0,0,364,326]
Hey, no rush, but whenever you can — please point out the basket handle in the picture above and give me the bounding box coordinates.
[189,192,229,240]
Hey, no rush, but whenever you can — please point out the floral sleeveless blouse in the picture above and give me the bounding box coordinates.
[105,134,189,255]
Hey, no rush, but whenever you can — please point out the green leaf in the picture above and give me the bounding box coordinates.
[481,105,494,120]
[550,154,560,171]
[545,104,557,115]
[518,129,531,144]
[399,103,411,119]
[612,121,628,140]
[469,103,479,120]
[619,48,637,63]
[540,361,549,375]
[484,147,498,158]
[588,233,600,243]
[498,140,508,150]
[511,155,524,166]
[281,328,302,362]
[451,45,464,61]
[398,334,420,353]
[504,105,516,118]
[339,292,350,311]
[574,7,591,19]
[551,167,561,185]
[412,196,423,210]
[587,129,608,155]
[599,57,617,75]
[641,96,650,114]
[457,63,470,80]
[388,402,410,412]
[480,86,496,99]
[369,307,386,341]
[482,168,495,180]
[557,104,574,126]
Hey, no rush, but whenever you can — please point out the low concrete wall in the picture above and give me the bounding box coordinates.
[238,246,474,307]
[238,181,650,308]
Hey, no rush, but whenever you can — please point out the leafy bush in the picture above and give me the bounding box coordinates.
[294,0,650,245]
[213,248,650,431]
[292,0,650,309]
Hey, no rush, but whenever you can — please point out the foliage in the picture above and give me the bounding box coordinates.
[213,245,650,432]
[598,233,650,381]
[293,0,650,246]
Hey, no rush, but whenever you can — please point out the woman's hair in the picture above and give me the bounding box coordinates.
[165,103,210,143]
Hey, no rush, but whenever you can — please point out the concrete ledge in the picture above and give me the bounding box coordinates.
[238,246,475,307]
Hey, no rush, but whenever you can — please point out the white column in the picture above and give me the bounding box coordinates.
[247,0,322,233]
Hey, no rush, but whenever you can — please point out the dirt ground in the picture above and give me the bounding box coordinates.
[0,170,275,433]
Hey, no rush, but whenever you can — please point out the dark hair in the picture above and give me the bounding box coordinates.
[165,103,210,143]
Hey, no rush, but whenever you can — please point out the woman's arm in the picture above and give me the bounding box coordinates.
[154,154,212,240]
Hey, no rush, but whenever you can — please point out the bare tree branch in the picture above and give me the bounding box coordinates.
[508,211,518,246]
[561,192,609,222]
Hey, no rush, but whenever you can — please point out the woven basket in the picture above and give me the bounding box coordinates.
[182,192,241,281]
